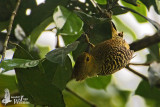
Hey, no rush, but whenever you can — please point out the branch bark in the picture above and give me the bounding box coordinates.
[126,66,148,81]
[129,62,150,66]
[129,32,160,52]
[127,32,160,80]
[1,0,21,61]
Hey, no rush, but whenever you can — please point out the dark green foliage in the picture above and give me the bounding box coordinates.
[0,58,39,73]
[148,62,160,87]
[74,9,112,44]
[0,74,17,96]
[85,75,111,90]
[0,0,160,107]
[136,80,160,107]
[147,44,160,62]
[0,0,16,21]
[122,0,138,6]
[53,6,83,45]
[13,43,72,106]
[46,41,79,64]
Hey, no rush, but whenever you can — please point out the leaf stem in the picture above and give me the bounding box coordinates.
[84,34,95,48]
[1,0,21,61]
[65,87,96,107]
[126,66,148,81]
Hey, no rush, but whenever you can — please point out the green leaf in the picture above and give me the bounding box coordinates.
[0,59,39,73]
[136,80,160,106]
[30,17,53,47]
[122,0,138,6]
[46,41,79,64]
[0,74,18,96]
[62,30,83,45]
[13,0,69,36]
[140,0,160,14]
[121,0,147,23]
[37,45,50,58]
[60,12,83,35]
[112,16,137,40]
[95,0,107,4]
[148,62,160,87]
[67,0,98,17]
[13,43,65,106]
[85,75,111,90]
[52,56,72,90]
[155,0,160,14]
[62,34,80,45]
[53,6,71,30]
[75,11,112,44]
[147,44,160,62]
[53,5,83,45]
[53,6,83,35]
[63,89,91,107]
[149,44,160,60]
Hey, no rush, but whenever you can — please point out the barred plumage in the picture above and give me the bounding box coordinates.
[90,35,134,76]
[73,25,134,81]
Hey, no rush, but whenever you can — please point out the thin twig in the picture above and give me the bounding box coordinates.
[129,63,150,66]
[113,6,160,30]
[56,35,60,48]
[90,0,111,18]
[65,87,96,107]
[1,0,21,61]
[84,34,95,48]
[90,0,103,13]
[126,66,148,81]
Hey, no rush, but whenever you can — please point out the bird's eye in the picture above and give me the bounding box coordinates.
[86,57,89,61]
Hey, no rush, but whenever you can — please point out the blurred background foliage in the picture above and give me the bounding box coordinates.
[0,0,160,107]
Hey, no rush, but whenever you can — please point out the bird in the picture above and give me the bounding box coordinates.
[72,22,134,81]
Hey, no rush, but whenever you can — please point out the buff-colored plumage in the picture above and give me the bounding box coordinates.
[73,24,134,81]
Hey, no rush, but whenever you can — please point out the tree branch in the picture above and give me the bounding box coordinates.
[65,87,96,107]
[126,66,148,81]
[129,63,150,66]
[1,0,21,61]
[129,32,160,52]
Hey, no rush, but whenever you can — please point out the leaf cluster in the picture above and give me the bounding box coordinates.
[0,0,160,107]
